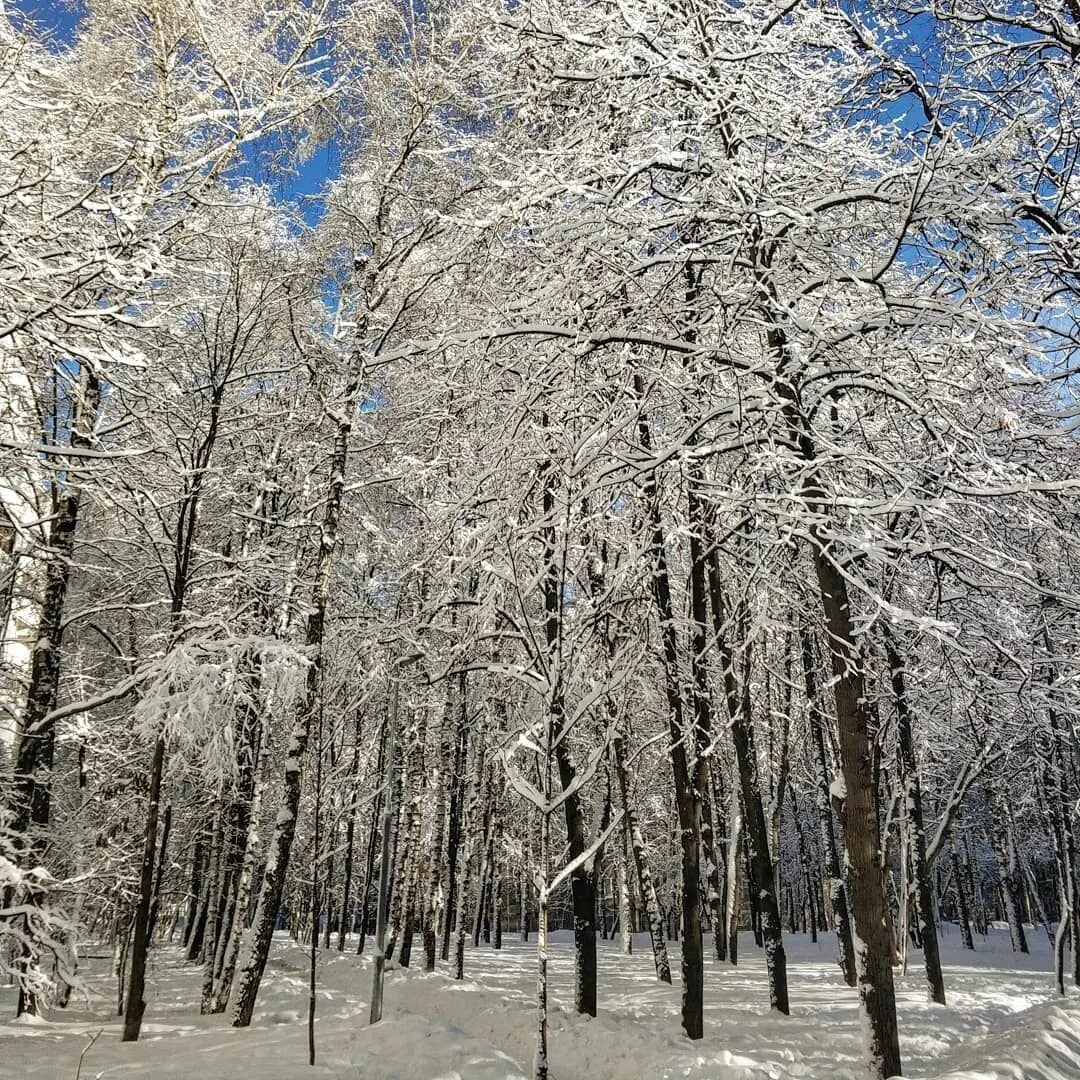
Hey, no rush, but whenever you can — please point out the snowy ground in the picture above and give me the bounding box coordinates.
[2,926,1079,1079]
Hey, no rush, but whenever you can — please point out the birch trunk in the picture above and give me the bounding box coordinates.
[726,797,743,966]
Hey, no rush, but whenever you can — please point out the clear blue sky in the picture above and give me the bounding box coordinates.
[10,0,83,47]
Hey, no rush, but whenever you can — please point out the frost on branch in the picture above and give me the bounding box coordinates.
[132,638,308,783]
[0,812,80,1009]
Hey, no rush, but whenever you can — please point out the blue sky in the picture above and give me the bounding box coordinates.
[11,0,341,224]
[10,0,82,47]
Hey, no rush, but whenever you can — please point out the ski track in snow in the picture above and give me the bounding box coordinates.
[1,927,1078,1079]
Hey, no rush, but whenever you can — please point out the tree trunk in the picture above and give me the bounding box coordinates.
[712,762,729,962]
[442,673,469,961]
[357,711,390,956]
[321,842,334,952]
[471,780,494,951]
[182,836,207,951]
[534,782,551,1080]
[949,831,974,951]
[229,333,368,1024]
[520,857,530,942]
[539,448,599,1017]
[800,628,856,986]
[813,550,902,1078]
[885,633,945,1005]
[185,884,209,964]
[147,803,172,943]
[8,369,101,1014]
[384,749,410,964]
[453,745,485,980]
[9,369,102,856]
[552,726,598,1016]
[215,730,266,1012]
[988,786,1029,955]
[789,787,818,943]
[369,681,398,1025]
[200,803,231,1012]
[337,713,362,952]
[122,730,166,1041]
[493,828,504,951]
[636,377,703,1038]
[424,691,452,971]
[726,797,742,966]
[765,305,900,1075]
[684,461,727,969]
[1042,654,1080,985]
[398,878,418,968]
[618,832,633,956]
[703,552,788,1012]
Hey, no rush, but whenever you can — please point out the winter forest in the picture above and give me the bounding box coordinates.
[2,1,1080,1078]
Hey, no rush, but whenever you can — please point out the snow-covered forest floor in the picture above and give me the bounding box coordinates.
[2,928,1078,1080]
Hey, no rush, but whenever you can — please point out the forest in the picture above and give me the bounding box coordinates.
[1,1,1080,1078]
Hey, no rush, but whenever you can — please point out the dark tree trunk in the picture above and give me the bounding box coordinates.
[540,446,599,1018]
[423,688,451,971]
[122,731,166,1041]
[337,715,361,952]
[9,371,101,1017]
[125,367,235,1039]
[369,686,398,1025]
[813,550,902,1078]
[684,461,727,968]
[392,705,427,967]
[147,803,172,943]
[800,628,857,986]
[321,846,335,952]
[1041,714,1076,992]
[949,831,975,951]
[961,831,986,936]
[493,852,503,951]
[636,380,703,1039]
[612,729,671,982]
[183,837,207,951]
[763,288,901,1075]
[703,549,787,1012]
[712,762,729,962]
[207,679,264,1011]
[729,703,788,1011]
[357,711,390,956]
[520,862,530,942]
[551,724,598,1015]
[388,708,421,963]
[885,632,945,1005]
[441,673,469,961]
[398,879,417,968]
[472,793,493,950]
[453,747,485,981]
[789,787,818,943]
[185,888,209,964]
[200,806,231,1011]
[1042,632,1080,985]
[9,369,102,869]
